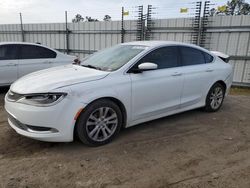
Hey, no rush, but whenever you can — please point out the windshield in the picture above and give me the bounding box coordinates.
[82,45,147,71]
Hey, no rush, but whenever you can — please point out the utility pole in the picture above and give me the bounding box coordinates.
[200,1,211,48]
[121,7,125,43]
[145,5,153,41]
[65,11,69,54]
[191,1,202,46]
[19,13,25,42]
[136,5,144,41]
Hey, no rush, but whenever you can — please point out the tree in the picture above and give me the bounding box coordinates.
[209,8,217,16]
[209,0,250,16]
[85,16,99,22]
[240,3,250,14]
[72,14,84,23]
[103,15,111,21]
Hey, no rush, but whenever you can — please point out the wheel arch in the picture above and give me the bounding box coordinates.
[215,80,227,92]
[205,80,227,98]
[204,80,227,112]
[73,96,127,140]
[101,97,127,128]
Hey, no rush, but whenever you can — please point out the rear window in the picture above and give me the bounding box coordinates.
[20,45,57,59]
[203,52,214,63]
[180,46,205,66]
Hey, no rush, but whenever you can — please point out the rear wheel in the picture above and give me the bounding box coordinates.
[76,99,122,146]
[204,83,225,112]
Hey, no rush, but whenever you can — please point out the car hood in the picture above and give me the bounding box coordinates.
[10,65,109,94]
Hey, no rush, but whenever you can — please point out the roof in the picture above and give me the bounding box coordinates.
[0,41,42,46]
[121,40,194,47]
[121,40,212,54]
[0,42,60,53]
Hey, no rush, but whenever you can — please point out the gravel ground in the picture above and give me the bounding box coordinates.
[0,87,250,188]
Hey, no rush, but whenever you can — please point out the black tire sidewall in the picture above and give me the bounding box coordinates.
[205,83,225,112]
[76,99,122,146]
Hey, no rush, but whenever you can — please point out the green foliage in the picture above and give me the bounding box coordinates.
[210,0,250,16]
[72,14,84,23]
[103,15,111,21]
[72,14,99,23]
[85,16,99,22]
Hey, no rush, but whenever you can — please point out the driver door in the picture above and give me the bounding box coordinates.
[128,46,184,122]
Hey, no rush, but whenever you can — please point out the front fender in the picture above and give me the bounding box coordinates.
[68,75,132,124]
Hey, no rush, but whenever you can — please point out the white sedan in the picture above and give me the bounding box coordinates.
[0,42,76,86]
[5,41,233,146]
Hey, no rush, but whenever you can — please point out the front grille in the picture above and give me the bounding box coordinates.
[7,91,24,102]
[8,113,58,133]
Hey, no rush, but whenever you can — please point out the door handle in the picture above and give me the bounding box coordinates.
[206,68,214,72]
[44,61,53,64]
[171,72,182,76]
[7,63,17,66]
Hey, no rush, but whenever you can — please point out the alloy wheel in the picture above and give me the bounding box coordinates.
[210,87,223,110]
[86,107,118,142]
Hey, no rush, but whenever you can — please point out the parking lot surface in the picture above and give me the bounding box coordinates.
[0,88,250,188]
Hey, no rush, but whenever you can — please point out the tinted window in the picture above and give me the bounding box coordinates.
[0,45,18,60]
[180,46,205,66]
[20,45,56,59]
[203,52,214,63]
[137,46,179,69]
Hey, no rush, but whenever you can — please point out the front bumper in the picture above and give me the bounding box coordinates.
[5,94,86,142]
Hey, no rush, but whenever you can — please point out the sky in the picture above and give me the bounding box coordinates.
[0,0,250,24]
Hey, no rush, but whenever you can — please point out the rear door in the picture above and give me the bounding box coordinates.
[0,44,18,86]
[18,44,57,78]
[179,46,215,108]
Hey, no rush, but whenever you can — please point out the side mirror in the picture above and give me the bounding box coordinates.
[138,62,158,71]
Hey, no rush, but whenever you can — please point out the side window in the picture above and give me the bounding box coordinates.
[137,46,179,69]
[203,52,214,63]
[20,45,57,59]
[180,46,205,66]
[0,45,18,60]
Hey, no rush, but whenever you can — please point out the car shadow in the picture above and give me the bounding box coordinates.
[0,87,9,106]
[0,86,9,94]
[1,89,230,157]
[1,107,207,159]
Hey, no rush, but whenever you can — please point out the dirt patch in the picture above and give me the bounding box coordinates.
[0,88,250,188]
[230,86,250,95]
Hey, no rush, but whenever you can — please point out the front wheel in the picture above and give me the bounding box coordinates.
[204,83,225,112]
[75,99,122,146]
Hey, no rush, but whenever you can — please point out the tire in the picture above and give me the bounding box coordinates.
[204,82,225,112]
[75,99,122,146]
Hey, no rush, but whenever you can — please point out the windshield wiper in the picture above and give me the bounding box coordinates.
[82,64,102,70]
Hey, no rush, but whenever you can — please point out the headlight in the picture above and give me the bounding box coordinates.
[16,93,67,107]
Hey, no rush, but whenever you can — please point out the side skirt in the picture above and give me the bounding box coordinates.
[126,102,205,128]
